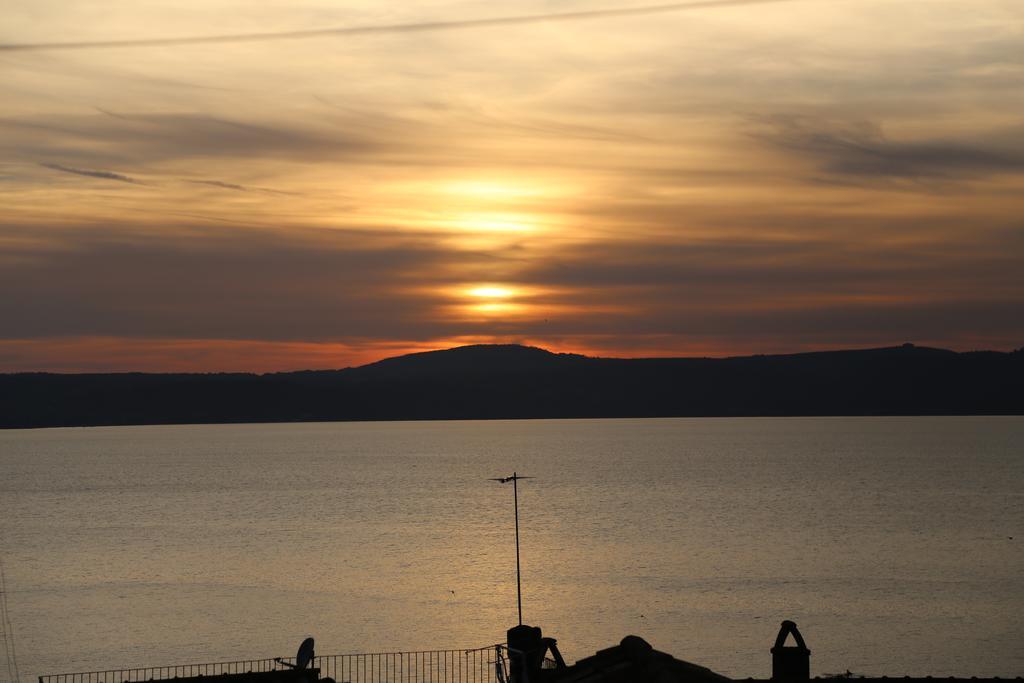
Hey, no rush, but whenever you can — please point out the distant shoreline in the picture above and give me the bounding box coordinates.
[7,413,1024,433]
[3,343,1022,429]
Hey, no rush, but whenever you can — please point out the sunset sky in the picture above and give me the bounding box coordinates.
[2,0,1022,372]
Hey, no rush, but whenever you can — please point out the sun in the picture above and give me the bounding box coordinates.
[457,284,527,317]
[467,286,515,299]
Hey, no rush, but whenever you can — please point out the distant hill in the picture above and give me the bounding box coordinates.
[1,343,1022,428]
[349,343,588,378]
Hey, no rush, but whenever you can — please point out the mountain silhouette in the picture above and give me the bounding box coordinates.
[1,343,1021,428]
[350,344,587,378]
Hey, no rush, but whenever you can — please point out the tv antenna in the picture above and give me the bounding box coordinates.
[275,637,314,670]
[489,472,535,626]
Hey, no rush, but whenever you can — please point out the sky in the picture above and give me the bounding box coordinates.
[1,0,1022,372]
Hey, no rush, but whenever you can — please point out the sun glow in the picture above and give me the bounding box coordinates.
[441,181,544,199]
[447,213,537,233]
[456,284,530,317]
[472,302,518,314]
[467,285,515,299]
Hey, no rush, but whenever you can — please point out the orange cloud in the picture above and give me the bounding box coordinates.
[0,337,441,374]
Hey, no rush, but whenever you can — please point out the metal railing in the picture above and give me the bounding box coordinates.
[39,658,284,683]
[39,646,505,683]
[314,646,501,683]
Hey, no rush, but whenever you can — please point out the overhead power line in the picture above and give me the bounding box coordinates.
[0,0,797,52]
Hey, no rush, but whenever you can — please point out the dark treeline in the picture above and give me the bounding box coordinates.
[2,343,1022,428]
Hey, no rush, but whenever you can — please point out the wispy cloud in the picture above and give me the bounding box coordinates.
[4,112,378,166]
[40,162,144,184]
[0,221,494,342]
[756,116,1024,180]
[186,179,298,195]
[3,0,1023,370]
[189,179,249,192]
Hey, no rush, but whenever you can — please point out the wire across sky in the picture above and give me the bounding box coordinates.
[0,0,797,51]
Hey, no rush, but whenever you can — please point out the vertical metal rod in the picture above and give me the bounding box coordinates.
[513,472,522,626]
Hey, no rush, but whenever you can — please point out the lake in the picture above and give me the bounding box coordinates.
[0,417,1021,680]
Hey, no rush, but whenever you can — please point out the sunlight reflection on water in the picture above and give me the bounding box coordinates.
[1,417,1022,680]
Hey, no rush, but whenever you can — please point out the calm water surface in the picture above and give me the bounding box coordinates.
[1,417,1022,680]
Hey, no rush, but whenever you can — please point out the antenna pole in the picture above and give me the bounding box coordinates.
[513,471,522,626]
[490,472,533,626]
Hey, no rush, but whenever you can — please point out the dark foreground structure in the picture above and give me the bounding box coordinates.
[505,622,734,683]
[4,344,1024,428]
[38,621,1022,683]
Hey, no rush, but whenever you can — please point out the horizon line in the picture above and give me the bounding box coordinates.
[4,341,1018,376]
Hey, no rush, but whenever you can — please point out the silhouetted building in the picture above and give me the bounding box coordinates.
[771,621,810,682]
[507,623,732,683]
